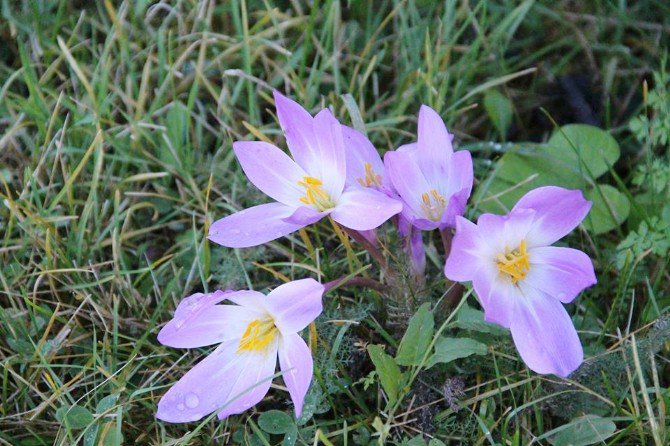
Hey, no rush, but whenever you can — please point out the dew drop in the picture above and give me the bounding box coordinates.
[185,393,199,409]
[177,403,185,411]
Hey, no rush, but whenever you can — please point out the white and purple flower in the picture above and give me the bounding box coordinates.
[208,92,402,248]
[156,279,324,422]
[444,186,597,377]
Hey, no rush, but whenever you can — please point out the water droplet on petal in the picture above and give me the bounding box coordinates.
[185,393,199,409]
[177,403,185,411]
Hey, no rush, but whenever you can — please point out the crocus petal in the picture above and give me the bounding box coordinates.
[217,345,279,419]
[158,292,260,348]
[444,216,484,282]
[512,186,592,246]
[208,203,306,248]
[274,91,319,171]
[273,92,346,199]
[510,288,583,377]
[416,105,453,186]
[341,125,385,188]
[473,266,517,328]
[477,209,536,258]
[233,141,308,207]
[312,109,346,199]
[278,333,313,417]
[524,246,597,303]
[445,150,474,203]
[384,150,431,221]
[157,340,277,422]
[265,278,324,334]
[224,290,269,312]
[330,187,402,231]
[283,206,329,225]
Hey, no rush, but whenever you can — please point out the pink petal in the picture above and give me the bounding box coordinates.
[283,206,329,225]
[278,333,314,417]
[273,92,346,199]
[416,105,454,186]
[224,290,269,312]
[274,91,319,172]
[208,203,306,248]
[384,150,431,223]
[233,141,308,207]
[524,246,596,303]
[217,345,279,419]
[473,266,517,329]
[476,209,536,258]
[444,216,483,282]
[265,278,324,334]
[158,291,260,348]
[312,109,346,199]
[510,287,583,377]
[156,339,277,422]
[512,186,592,247]
[330,187,402,231]
[445,150,474,203]
[341,125,385,188]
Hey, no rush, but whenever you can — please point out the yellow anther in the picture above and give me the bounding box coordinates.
[419,189,447,221]
[298,176,334,211]
[238,319,277,353]
[497,240,530,284]
[357,162,383,188]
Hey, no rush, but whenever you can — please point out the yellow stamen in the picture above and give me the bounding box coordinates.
[237,319,277,353]
[497,240,530,284]
[298,176,334,211]
[357,162,383,188]
[420,189,447,221]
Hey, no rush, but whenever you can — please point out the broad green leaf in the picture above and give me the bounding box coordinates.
[583,185,630,234]
[427,337,487,368]
[483,90,513,138]
[454,304,506,335]
[396,303,435,366]
[547,415,616,446]
[547,124,620,179]
[55,404,94,430]
[258,410,295,434]
[96,394,119,414]
[367,345,403,406]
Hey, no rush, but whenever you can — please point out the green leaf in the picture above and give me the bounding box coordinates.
[395,303,435,366]
[583,185,630,234]
[454,304,506,335]
[427,337,488,368]
[55,404,94,430]
[546,124,620,179]
[483,89,513,138]
[96,394,119,414]
[258,410,295,434]
[367,345,403,406]
[547,415,617,446]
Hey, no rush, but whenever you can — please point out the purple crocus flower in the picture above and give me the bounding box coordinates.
[384,105,473,232]
[341,125,425,273]
[208,92,402,248]
[444,186,597,377]
[156,279,324,422]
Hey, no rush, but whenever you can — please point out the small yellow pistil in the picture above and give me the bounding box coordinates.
[238,319,277,353]
[298,176,335,211]
[420,189,447,221]
[497,240,530,284]
[357,162,383,188]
